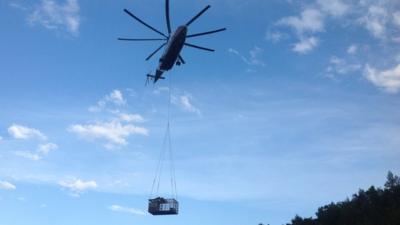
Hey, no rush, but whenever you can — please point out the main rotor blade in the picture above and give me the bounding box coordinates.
[123,9,168,38]
[118,38,167,41]
[178,55,186,64]
[185,5,211,27]
[184,43,215,52]
[146,43,166,61]
[186,28,227,38]
[166,0,172,34]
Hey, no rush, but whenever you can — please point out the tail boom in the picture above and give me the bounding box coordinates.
[146,70,165,84]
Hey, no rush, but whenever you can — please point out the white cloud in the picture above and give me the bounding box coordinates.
[8,124,46,140]
[59,179,97,196]
[14,143,58,161]
[38,143,58,155]
[393,11,400,27]
[74,89,147,149]
[228,48,239,55]
[89,90,126,112]
[228,46,266,67]
[108,205,146,216]
[293,36,319,54]
[317,0,349,17]
[107,90,126,106]
[152,86,170,95]
[327,56,362,75]
[274,0,400,55]
[9,2,27,11]
[248,46,266,67]
[360,5,389,39]
[277,8,324,54]
[0,136,3,141]
[28,0,80,36]
[69,120,148,148]
[14,151,41,161]
[347,44,358,54]
[278,8,324,34]
[172,94,201,115]
[119,114,145,123]
[265,30,287,43]
[0,181,16,190]
[364,64,400,93]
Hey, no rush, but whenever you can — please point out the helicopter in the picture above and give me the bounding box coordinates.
[118,0,226,84]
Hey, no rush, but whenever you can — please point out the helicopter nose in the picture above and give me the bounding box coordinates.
[179,25,188,34]
[182,26,188,36]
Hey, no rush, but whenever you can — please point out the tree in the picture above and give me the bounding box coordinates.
[385,171,400,189]
[285,171,400,225]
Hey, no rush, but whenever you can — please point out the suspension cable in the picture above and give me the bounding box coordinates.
[168,74,178,199]
[149,74,177,199]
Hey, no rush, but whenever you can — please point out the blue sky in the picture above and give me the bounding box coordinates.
[1,0,400,224]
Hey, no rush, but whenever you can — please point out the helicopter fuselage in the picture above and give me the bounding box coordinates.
[152,26,187,83]
[121,1,226,85]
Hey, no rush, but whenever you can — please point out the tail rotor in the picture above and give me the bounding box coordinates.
[145,72,153,86]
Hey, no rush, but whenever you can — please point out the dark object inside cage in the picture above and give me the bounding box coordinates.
[148,197,179,215]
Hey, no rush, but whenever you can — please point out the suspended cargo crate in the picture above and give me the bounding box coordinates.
[148,197,179,215]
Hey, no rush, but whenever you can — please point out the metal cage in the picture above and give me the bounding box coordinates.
[148,197,179,215]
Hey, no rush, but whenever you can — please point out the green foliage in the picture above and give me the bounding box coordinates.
[385,171,400,190]
[286,171,400,225]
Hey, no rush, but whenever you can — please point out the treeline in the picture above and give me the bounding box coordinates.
[286,171,400,225]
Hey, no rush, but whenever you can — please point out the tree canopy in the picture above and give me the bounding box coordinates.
[285,171,400,225]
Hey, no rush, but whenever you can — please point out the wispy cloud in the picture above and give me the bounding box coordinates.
[8,124,47,140]
[0,181,16,190]
[9,2,27,11]
[248,46,266,67]
[360,5,389,39]
[89,90,126,112]
[7,123,57,161]
[347,44,358,54]
[71,89,148,149]
[69,120,148,149]
[394,11,400,27]
[317,0,349,17]
[277,8,324,54]
[293,36,319,54]
[14,151,42,161]
[265,30,287,43]
[278,8,325,34]
[172,93,201,115]
[152,87,202,115]
[326,56,362,76]
[118,114,145,123]
[364,64,400,93]
[152,86,170,95]
[270,0,400,93]
[59,178,97,197]
[228,46,266,67]
[14,142,58,161]
[38,143,58,155]
[273,0,400,47]
[108,205,146,216]
[354,0,400,42]
[28,0,80,36]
